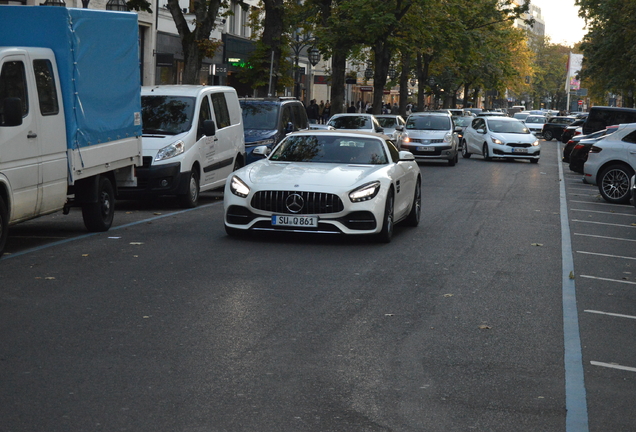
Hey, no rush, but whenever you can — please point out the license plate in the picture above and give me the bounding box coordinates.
[418,146,434,152]
[272,215,318,227]
[512,148,528,153]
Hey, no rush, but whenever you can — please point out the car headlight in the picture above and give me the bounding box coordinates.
[444,132,452,143]
[402,135,411,144]
[230,175,250,197]
[349,181,381,202]
[491,137,503,145]
[155,140,185,161]
[532,139,539,146]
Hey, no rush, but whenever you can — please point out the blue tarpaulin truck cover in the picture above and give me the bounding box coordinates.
[0,6,142,150]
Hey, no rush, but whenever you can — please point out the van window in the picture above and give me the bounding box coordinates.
[197,96,213,140]
[584,107,636,134]
[210,92,231,129]
[0,60,29,119]
[33,59,59,116]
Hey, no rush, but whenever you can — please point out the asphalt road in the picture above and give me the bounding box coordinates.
[0,141,634,432]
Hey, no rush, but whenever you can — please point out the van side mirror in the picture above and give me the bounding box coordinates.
[376,127,384,134]
[285,121,295,134]
[203,119,216,137]
[2,97,23,127]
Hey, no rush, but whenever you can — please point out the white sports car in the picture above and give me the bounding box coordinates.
[224,130,421,242]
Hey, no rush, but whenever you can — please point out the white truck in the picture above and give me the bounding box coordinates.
[0,6,143,256]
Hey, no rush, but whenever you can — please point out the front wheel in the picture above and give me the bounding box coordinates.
[82,175,115,232]
[461,141,471,158]
[482,143,491,161]
[376,190,394,243]
[448,152,457,166]
[543,130,553,141]
[598,164,634,204]
[0,196,8,257]
[179,170,200,208]
[403,180,421,227]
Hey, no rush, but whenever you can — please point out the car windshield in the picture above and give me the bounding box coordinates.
[240,102,280,130]
[328,116,371,129]
[488,120,530,134]
[141,96,195,135]
[269,135,388,164]
[454,117,471,127]
[406,116,450,130]
[376,117,397,128]
[525,116,546,124]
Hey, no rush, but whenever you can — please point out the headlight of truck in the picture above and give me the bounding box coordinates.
[155,140,185,161]
[230,175,250,197]
[349,181,381,202]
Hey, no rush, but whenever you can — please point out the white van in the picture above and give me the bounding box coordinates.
[119,85,245,207]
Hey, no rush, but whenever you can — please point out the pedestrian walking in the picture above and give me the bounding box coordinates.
[322,101,331,123]
[347,101,356,113]
[307,99,319,124]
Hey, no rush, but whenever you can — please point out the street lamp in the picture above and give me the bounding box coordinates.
[291,30,318,100]
[388,67,397,80]
[106,0,128,11]
[308,47,321,67]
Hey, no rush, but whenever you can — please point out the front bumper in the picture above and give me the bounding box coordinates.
[118,159,190,198]
[399,144,456,161]
[491,144,540,159]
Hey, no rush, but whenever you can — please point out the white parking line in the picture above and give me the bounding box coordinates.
[572,220,636,228]
[590,361,636,373]
[576,251,636,261]
[571,208,636,217]
[568,193,599,197]
[580,275,636,285]
[570,200,632,207]
[574,233,636,242]
[584,310,636,320]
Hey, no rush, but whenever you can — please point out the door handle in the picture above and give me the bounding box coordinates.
[27,132,37,139]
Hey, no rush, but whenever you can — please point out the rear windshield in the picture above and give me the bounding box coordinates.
[141,96,195,135]
[406,116,450,131]
[376,117,397,128]
[328,116,371,129]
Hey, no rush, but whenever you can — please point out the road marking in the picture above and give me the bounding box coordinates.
[558,149,589,432]
[572,220,636,228]
[576,251,636,261]
[580,275,636,285]
[574,233,636,242]
[590,361,636,373]
[569,200,632,207]
[584,310,636,320]
[568,193,599,197]
[571,208,636,217]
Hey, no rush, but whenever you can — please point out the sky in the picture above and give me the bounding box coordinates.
[531,0,588,46]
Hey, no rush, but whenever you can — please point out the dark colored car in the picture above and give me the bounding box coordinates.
[560,119,586,143]
[562,128,604,163]
[582,106,636,135]
[542,116,577,141]
[568,126,619,173]
[240,97,309,164]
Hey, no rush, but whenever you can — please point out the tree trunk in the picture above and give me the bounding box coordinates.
[258,0,285,96]
[398,51,411,117]
[330,49,347,116]
[372,40,392,115]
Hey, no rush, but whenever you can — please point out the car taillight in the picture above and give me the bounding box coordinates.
[574,131,581,136]
[589,145,602,154]
[573,144,584,150]
[567,140,574,145]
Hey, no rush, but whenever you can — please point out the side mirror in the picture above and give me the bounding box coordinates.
[454,126,463,133]
[477,128,486,134]
[398,150,415,161]
[396,125,404,131]
[203,119,216,137]
[376,127,385,134]
[2,97,23,127]
[285,121,295,134]
[252,145,271,156]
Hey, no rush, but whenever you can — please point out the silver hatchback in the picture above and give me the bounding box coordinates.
[396,112,459,166]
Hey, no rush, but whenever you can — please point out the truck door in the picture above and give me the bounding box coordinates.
[0,54,39,222]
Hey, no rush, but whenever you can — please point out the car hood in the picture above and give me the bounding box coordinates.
[244,129,277,143]
[405,130,448,137]
[141,132,189,153]
[243,160,384,189]
[491,132,537,142]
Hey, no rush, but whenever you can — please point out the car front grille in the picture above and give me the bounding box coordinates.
[507,143,533,148]
[251,191,344,215]
[410,138,444,144]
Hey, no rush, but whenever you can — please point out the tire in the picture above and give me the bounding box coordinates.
[543,130,553,141]
[82,175,115,232]
[0,196,8,257]
[179,169,200,208]
[598,163,634,204]
[461,141,471,158]
[376,189,394,243]
[448,152,457,166]
[530,158,539,164]
[403,179,421,227]
[482,143,491,161]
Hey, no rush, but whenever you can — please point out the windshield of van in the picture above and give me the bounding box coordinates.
[488,119,530,134]
[406,115,450,130]
[141,96,195,135]
[240,101,280,130]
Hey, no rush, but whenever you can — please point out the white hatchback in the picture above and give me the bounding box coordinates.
[462,116,540,163]
[583,122,636,204]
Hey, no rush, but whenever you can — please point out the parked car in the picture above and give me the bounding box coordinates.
[375,114,406,140]
[476,111,507,117]
[462,116,540,163]
[119,85,245,208]
[542,116,577,141]
[327,113,384,133]
[582,106,636,135]
[464,108,482,116]
[583,123,636,204]
[524,115,547,137]
[396,112,459,166]
[224,130,421,242]
[564,126,618,170]
[631,175,636,209]
[561,119,586,143]
[513,111,531,122]
[240,97,309,164]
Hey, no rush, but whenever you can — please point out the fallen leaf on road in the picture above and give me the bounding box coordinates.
[531,243,544,247]
[478,325,492,330]
[130,242,144,245]
[385,313,394,317]
[569,271,575,280]
[82,254,89,257]
[44,277,55,280]
[443,294,454,297]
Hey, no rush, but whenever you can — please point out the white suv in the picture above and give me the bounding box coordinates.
[583,122,636,204]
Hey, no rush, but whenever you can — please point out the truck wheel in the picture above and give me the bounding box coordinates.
[82,175,115,232]
[0,196,8,257]
[179,170,200,208]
